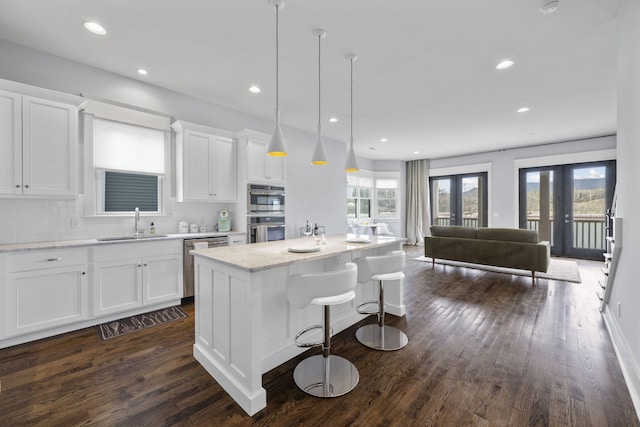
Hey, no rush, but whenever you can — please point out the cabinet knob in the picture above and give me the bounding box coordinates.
[25,184,29,188]
[15,184,20,188]
[82,272,86,275]
[143,263,148,267]
[47,258,62,262]
[138,264,142,267]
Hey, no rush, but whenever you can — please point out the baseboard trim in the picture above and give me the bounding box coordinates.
[602,304,640,419]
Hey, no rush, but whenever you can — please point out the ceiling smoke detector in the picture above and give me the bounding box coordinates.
[540,0,560,14]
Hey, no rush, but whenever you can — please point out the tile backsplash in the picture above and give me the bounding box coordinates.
[0,196,235,244]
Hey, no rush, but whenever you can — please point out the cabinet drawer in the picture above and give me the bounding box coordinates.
[93,239,181,261]
[7,248,87,272]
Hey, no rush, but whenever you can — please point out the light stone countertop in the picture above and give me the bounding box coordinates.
[191,234,406,273]
[0,231,247,253]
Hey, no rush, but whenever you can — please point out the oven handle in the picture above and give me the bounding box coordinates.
[249,191,285,196]
[250,224,286,229]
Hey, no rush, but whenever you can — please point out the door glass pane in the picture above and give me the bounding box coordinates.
[461,177,479,228]
[432,179,451,225]
[572,166,606,250]
[525,171,554,244]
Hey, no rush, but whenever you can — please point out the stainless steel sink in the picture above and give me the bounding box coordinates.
[97,235,168,242]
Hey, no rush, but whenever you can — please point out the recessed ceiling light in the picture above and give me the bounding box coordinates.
[540,0,560,14]
[517,107,530,113]
[496,60,514,70]
[328,117,338,123]
[414,151,420,154]
[380,138,388,142]
[83,22,106,35]
[249,85,261,93]
[137,68,148,76]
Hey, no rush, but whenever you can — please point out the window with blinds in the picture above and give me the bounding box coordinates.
[93,118,165,214]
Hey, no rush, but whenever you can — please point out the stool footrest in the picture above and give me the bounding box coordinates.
[295,324,333,348]
[356,300,379,315]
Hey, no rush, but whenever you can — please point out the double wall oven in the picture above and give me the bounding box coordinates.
[247,184,285,243]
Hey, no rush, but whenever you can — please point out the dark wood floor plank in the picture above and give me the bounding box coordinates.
[1,246,638,426]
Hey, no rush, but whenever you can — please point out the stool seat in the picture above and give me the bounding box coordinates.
[371,271,404,282]
[312,290,356,307]
[353,250,408,351]
[286,262,359,398]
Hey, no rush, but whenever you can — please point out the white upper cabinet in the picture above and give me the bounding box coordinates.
[172,120,237,202]
[237,130,285,185]
[0,90,22,195]
[0,80,85,198]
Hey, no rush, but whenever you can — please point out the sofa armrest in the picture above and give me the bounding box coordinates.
[537,241,550,272]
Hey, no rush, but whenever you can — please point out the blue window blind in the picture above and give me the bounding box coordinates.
[104,171,158,212]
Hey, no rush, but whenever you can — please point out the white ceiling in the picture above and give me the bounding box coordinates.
[0,0,618,161]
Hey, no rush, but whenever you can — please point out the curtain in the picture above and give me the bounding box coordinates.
[405,159,431,245]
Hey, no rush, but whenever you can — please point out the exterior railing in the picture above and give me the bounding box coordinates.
[434,217,479,227]
[435,215,605,250]
[527,215,605,250]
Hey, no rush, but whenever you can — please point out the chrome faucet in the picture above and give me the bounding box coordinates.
[134,207,141,236]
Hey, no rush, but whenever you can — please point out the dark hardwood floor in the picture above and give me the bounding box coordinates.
[1,246,638,426]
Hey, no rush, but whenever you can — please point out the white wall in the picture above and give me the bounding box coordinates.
[428,136,616,228]
[0,39,395,243]
[602,0,640,415]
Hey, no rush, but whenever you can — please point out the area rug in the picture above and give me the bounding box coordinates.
[412,256,581,283]
[96,306,189,341]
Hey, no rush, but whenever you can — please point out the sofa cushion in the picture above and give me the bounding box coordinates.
[476,227,539,243]
[430,225,477,239]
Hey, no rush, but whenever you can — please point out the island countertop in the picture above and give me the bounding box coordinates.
[190,234,406,272]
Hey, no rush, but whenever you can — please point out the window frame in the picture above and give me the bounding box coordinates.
[82,111,171,217]
[347,171,400,222]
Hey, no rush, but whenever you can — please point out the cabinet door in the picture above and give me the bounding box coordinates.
[22,96,78,196]
[247,139,268,183]
[265,153,285,183]
[183,130,213,201]
[247,138,284,184]
[93,259,143,316]
[0,90,22,195]
[143,253,182,305]
[6,267,88,336]
[212,136,236,201]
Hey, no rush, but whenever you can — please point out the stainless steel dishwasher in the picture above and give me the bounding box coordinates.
[183,236,228,298]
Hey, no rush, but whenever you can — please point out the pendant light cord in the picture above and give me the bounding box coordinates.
[318,33,321,132]
[275,4,279,112]
[350,56,354,144]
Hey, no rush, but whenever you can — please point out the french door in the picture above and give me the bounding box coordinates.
[519,161,616,259]
[430,173,488,228]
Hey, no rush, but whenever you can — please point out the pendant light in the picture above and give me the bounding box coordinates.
[310,29,328,165]
[344,53,360,172]
[267,0,287,157]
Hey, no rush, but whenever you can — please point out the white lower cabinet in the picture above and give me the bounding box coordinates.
[142,253,182,305]
[5,248,88,336]
[0,239,183,347]
[92,257,143,316]
[92,240,182,317]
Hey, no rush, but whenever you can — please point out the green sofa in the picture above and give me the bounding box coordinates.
[425,226,551,278]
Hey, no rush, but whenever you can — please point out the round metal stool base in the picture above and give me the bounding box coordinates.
[356,324,408,351]
[293,354,359,397]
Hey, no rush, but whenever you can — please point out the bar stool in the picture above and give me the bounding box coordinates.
[354,251,408,351]
[286,262,359,397]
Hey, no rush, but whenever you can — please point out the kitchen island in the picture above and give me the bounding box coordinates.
[191,234,406,416]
